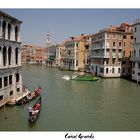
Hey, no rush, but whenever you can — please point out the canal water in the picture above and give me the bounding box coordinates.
[0,64,140,131]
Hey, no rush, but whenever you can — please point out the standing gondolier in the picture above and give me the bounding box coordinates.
[28,106,33,115]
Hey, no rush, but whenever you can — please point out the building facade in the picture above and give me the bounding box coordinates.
[21,45,45,65]
[131,20,140,82]
[55,44,64,67]
[0,11,25,107]
[63,34,90,71]
[90,23,132,77]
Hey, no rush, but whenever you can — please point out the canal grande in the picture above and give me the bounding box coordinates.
[0,64,140,131]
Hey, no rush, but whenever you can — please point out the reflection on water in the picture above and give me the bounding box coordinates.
[0,64,140,131]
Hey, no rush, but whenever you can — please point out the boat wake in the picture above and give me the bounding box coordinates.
[62,75,71,80]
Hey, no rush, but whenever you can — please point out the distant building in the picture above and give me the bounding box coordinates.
[131,20,140,82]
[45,45,56,67]
[63,34,91,71]
[55,44,64,67]
[21,45,45,65]
[0,11,27,106]
[90,23,133,77]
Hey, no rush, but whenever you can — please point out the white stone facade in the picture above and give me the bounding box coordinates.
[131,22,140,82]
[63,41,78,71]
[0,11,23,107]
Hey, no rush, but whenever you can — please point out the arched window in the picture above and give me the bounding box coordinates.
[2,21,6,39]
[118,68,121,73]
[8,23,11,40]
[3,46,7,66]
[112,68,115,73]
[106,68,108,73]
[8,47,12,65]
[15,48,18,64]
[134,50,136,57]
[15,26,18,41]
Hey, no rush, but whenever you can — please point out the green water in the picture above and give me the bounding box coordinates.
[0,64,140,131]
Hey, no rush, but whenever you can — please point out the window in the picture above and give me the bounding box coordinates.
[15,48,18,65]
[113,42,115,47]
[119,42,121,47]
[124,42,126,47]
[123,68,125,73]
[2,21,6,39]
[135,27,137,32]
[123,35,126,39]
[76,60,78,66]
[16,73,19,82]
[8,23,11,40]
[118,68,121,73]
[4,76,8,87]
[9,75,12,85]
[139,63,140,69]
[106,68,108,73]
[138,73,140,76]
[100,68,104,73]
[8,47,12,65]
[123,51,125,57]
[134,50,136,57]
[0,95,3,101]
[3,46,7,66]
[112,58,115,64]
[17,88,20,92]
[10,91,13,96]
[133,62,135,68]
[0,78,2,89]
[134,38,136,43]
[112,68,115,73]
[131,36,133,39]
[133,71,135,74]
[15,26,18,41]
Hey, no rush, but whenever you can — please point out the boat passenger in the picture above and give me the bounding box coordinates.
[28,106,33,115]
[34,103,40,110]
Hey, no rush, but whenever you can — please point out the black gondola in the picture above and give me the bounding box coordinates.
[16,86,42,105]
[28,95,41,123]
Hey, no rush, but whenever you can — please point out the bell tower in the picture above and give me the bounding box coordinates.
[46,32,51,48]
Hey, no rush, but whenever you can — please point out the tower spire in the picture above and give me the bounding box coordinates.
[46,32,51,48]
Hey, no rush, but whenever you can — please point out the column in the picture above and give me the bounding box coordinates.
[5,22,8,40]
[11,24,15,41]
[18,25,21,42]
[6,47,8,67]
[0,19,2,37]
[18,47,21,66]
[19,72,22,93]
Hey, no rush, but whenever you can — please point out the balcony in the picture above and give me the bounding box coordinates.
[112,46,117,49]
[118,46,122,49]
[102,53,110,58]
[130,57,140,62]
[91,46,101,50]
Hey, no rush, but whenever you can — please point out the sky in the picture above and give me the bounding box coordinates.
[1,9,140,47]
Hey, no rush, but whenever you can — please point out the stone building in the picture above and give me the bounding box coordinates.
[63,34,91,71]
[131,20,140,82]
[0,11,28,107]
[90,23,133,77]
[55,44,64,67]
[21,45,45,65]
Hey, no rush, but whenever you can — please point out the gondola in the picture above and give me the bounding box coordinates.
[28,95,41,123]
[16,86,42,105]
